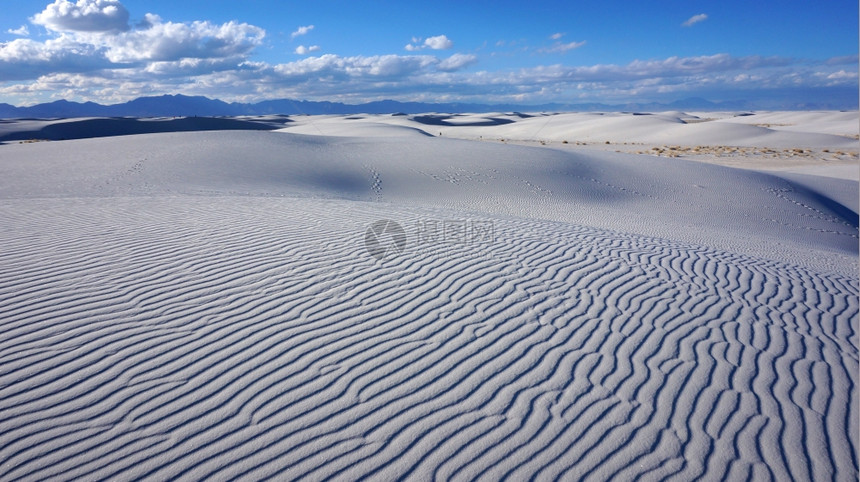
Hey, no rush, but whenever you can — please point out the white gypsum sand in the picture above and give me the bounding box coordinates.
[280,110,860,180]
[0,114,857,480]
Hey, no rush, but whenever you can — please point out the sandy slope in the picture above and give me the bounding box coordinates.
[2,110,856,178]
[0,127,857,480]
[0,116,288,142]
[280,111,860,180]
[275,110,858,147]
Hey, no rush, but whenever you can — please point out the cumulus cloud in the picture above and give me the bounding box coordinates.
[405,34,453,51]
[272,54,438,79]
[5,51,855,108]
[682,14,708,27]
[291,25,314,38]
[13,13,263,66]
[425,35,453,50]
[97,14,265,63]
[294,45,320,55]
[262,53,818,101]
[142,57,249,76]
[7,25,30,36]
[1,3,854,108]
[0,36,114,81]
[0,2,265,81]
[32,0,130,33]
[460,53,843,104]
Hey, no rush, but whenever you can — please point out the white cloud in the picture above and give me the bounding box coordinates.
[0,36,113,81]
[291,25,314,38]
[257,53,816,102]
[405,34,453,51]
[825,70,857,81]
[0,4,265,81]
[535,54,791,82]
[539,40,586,54]
[7,25,30,36]
[32,0,130,33]
[4,51,855,108]
[682,14,708,27]
[97,15,265,63]
[437,53,477,72]
[424,35,453,50]
[0,4,855,108]
[294,45,320,55]
[272,54,438,79]
[142,57,248,76]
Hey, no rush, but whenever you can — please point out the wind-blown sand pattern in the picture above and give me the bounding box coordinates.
[0,115,857,480]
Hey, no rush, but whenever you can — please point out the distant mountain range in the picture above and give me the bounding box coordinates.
[0,94,849,118]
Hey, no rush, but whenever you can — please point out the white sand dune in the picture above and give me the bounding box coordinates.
[277,115,433,138]
[277,111,858,148]
[278,111,859,181]
[0,116,288,143]
[717,111,860,138]
[0,120,857,480]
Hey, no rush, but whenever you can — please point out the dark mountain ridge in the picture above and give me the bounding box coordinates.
[0,94,850,119]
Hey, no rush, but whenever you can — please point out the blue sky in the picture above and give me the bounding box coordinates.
[1,0,857,107]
